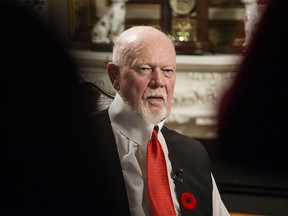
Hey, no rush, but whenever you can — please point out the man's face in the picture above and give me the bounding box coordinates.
[117,40,176,123]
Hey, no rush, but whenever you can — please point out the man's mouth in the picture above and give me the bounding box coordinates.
[147,95,163,99]
[146,96,164,104]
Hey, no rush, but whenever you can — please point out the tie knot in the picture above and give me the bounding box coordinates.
[152,126,159,139]
[153,126,159,133]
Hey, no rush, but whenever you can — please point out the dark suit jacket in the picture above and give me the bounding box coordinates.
[90,109,213,215]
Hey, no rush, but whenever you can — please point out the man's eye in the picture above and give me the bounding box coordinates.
[138,67,152,74]
[162,69,174,77]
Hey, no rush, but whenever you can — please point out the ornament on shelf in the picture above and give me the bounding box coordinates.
[91,0,128,50]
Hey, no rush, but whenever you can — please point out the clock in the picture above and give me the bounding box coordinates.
[168,0,214,55]
[169,0,196,15]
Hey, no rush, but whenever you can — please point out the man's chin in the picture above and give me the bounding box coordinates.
[139,106,168,125]
[149,107,164,115]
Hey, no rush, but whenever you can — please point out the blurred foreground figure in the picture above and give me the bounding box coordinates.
[0,1,104,214]
[217,0,288,196]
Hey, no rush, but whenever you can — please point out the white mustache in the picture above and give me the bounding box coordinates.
[143,92,167,101]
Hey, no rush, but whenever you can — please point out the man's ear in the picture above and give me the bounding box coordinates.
[107,62,120,91]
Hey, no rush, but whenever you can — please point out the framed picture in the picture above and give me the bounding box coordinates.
[208,0,243,7]
[68,0,99,43]
[208,0,245,53]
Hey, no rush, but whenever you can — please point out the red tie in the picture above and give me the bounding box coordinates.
[146,127,176,216]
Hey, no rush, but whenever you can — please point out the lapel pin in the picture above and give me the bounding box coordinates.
[180,192,196,210]
[172,169,183,182]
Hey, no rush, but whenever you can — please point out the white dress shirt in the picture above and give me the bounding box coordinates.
[108,93,230,216]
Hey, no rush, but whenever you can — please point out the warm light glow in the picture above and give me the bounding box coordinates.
[179,36,185,41]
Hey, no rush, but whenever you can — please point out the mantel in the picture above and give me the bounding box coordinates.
[70,49,242,138]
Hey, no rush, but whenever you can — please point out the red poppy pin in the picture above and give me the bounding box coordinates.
[180,192,196,210]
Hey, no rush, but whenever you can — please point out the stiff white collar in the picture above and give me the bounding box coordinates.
[108,93,165,145]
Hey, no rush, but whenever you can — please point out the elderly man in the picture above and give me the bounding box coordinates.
[91,25,229,216]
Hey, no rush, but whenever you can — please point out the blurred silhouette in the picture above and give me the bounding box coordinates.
[216,0,288,199]
[215,1,288,214]
[0,1,113,215]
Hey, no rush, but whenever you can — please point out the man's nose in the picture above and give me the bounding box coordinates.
[150,68,165,87]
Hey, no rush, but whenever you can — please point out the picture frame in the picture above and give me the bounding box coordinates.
[68,0,98,43]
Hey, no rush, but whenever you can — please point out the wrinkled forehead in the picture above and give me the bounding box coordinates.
[131,42,176,67]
